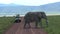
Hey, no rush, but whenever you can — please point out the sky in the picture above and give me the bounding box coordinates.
[0,0,60,6]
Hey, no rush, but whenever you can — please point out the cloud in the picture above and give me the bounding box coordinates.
[0,0,13,4]
[0,0,60,6]
[12,0,60,6]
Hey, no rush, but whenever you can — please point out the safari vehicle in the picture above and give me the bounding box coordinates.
[14,14,21,23]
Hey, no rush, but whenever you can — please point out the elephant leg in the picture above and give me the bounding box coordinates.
[27,22,31,28]
[39,19,42,28]
[24,22,27,28]
[45,18,48,27]
[24,22,31,28]
[40,21,42,28]
[35,21,38,28]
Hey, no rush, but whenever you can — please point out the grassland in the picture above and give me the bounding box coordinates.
[0,15,60,34]
[41,15,60,34]
[0,17,15,34]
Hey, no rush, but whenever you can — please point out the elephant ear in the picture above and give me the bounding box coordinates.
[36,12,41,18]
[40,12,46,18]
[30,13,35,20]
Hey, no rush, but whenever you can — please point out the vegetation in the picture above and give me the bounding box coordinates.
[0,17,15,34]
[0,15,60,34]
[41,15,60,34]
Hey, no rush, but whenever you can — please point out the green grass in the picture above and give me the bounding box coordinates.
[0,17,15,34]
[40,15,60,34]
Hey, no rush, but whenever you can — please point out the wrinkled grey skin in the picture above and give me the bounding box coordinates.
[24,12,48,28]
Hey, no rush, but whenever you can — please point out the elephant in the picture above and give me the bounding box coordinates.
[24,12,48,28]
